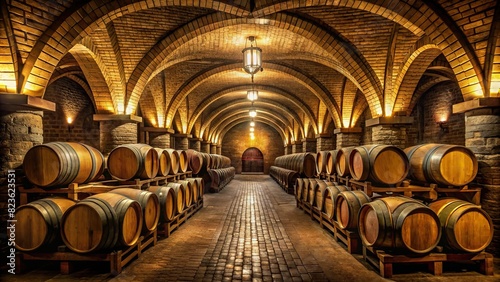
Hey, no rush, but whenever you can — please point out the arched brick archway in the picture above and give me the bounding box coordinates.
[241,147,264,173]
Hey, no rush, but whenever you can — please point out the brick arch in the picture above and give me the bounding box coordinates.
[408,76,453,114]
[69,44,116,114]
[390,44,442,115]
[215,114,289,145]
[168,63,341,130]
[187,84,318,134]
[128,13,382,120]
[255,0,486,100]
[48,74,97,113]
[202,100,304,141]
[19,0,249,97]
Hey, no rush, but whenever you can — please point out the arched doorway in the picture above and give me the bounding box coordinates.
[242,147,264,173]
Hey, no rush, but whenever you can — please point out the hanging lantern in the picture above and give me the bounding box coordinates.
[242,36,262,82]
[247,90,258,101]
[249,109,257,117]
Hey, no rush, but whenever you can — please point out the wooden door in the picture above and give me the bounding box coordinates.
[242,147,264,173]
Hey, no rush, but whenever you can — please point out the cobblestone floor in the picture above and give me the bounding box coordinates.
[2,175,499,281]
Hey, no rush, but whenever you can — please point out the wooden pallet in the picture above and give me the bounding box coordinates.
[16,229,157,276]
[434,185,482,205]
[362,245,494,278]
[331,220,361,254]
[348,179,438,201]
[157,199,203,238]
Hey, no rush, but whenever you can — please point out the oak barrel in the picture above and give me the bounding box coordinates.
[404,144,478,186]
[325,150,339,175]
[61,193,143,253]
[107,144,159,181]
[109,188,160,233]
[349,144,409,185]
[166,182,185,213]
[186,149,203,174]
[335,190,370,230]
[194,177,204,199]
[313,181,329,210]
[295,178,305,200]
[358,196,441,254]
[185,178,199,203]
[15,198,75,251]
[336,147,355,177]
[147,186,176,222]
[165,149,180,175]
[321,184,348,220]
[177,150,189,173]
[304,178,318,203]
[155,148,172,177]
[177,180,193,207]
[429,198,493,252]
[23,142,104,187]
[316,151,329,175]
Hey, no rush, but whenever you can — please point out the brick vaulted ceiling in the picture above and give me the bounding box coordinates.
[1,0,499,145]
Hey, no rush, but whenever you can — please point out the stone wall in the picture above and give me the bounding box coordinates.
[43,77,100,149]
[221,122,284,174]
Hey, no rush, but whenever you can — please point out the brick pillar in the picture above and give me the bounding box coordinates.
[301,138,317,153]
[149,129,173,148]
[316,133,334,152]
[174,134,190,150]
[210,144,217,154]
[284,145,292,155]
[201,141,211,153]
[94,114,142,155]
[454,98,500,254]
[292,141,302,153]
[366,117,413,149]
[189,138,202,151]
[216,145,222,155]
[0,95,54,184]
[334,128,362,149]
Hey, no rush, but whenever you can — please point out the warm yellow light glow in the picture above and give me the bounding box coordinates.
[250,134,255,140]
[250,121,255,127]
[342,118,350,128]
[117,103,125,114]
[490,81,500,97]
[67,117,73,124]
[250,127,254,132]
[249,110,257,117]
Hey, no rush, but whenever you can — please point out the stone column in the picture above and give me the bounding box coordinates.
[94,114,142,155]
[291,141,302,154]
[210,144,217,154]
[334,128,362,149]
[147,128,174,148]
[301,138,317,153]
[366,117,413,149]
[453,98,500,254]
[174,134,191,150]
[316,133,334,152]
[189,138,202,151]
[0,94,54,184]
[201,141,211,153]
[216,145,222,155]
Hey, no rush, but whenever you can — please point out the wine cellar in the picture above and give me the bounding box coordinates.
[0,0,499,281]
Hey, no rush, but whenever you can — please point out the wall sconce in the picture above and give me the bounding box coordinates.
[67,117,74,132]
[436,120,448,133]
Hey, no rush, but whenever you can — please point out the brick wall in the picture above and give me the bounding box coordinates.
[43,77,100,149]
[221,122,284,174]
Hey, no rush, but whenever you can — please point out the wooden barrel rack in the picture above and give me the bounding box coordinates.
[156,197,203,238]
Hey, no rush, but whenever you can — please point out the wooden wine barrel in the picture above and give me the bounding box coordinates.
[313,181,329,210]
[325,150,339,175]
[295,178,304,200]
[109,188,160,233]
[23,142,105,187]
[165,149,180,175]
[404,144,478,187]
[155,148,172,177]
[429,198,493,252]
[304,178,318,203]
[15,198,75,251]
[358,196,441,254]
[177,180,193,207]
[194,177,204,199]
[336,147,355,177]
[61,193,143,253]
[210,154,221,169]
[177,150,189,173]
[349,144,409,185]
[316,151,329,175]
[186,149,203,174]
[300,178,310,202]
[166,182,185,213]
[321,184,348,220]
[185,178,199,203]
[147,186,176,222]
[200,153,211,170]
[107,144,159,181]
[335,190,370,230]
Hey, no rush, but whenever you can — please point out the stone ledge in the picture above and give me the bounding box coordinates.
[174,133,193,138]
[93,114,143,123]
[142,127,175,134]
[334,127,363,134]
[453,98,500,114]
[0,94,55,111]
[365,117,413,127]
